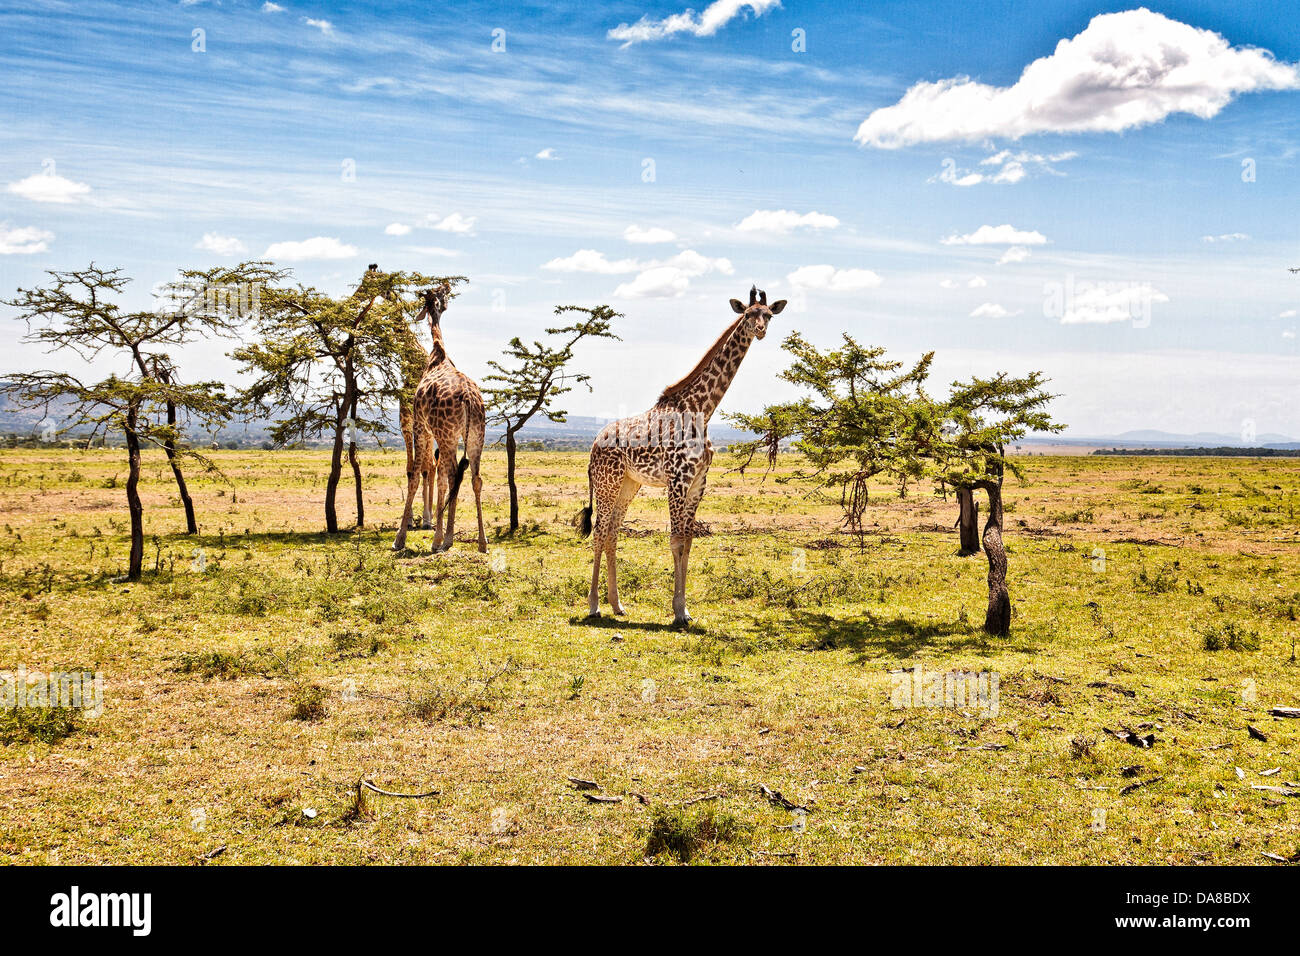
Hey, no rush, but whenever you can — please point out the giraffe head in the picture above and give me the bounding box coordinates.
[417,281,452,330]
[728,285,786,339]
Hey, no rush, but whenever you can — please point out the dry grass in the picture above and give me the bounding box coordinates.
[0,447,1297,864]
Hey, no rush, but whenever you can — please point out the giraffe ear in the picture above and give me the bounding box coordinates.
[729,299,745,314]
[769,299,787,315]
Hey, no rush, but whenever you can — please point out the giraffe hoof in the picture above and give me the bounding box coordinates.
[672,614,692,628]
[586,610,602,620]
[611,604,627,616]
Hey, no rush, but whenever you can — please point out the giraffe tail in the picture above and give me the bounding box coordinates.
[574,460,594,538]
[448,454,469,504]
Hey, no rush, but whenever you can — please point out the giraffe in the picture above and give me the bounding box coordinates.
[392,283,488,554]
[576,286,785,626]
[395,313,436,528]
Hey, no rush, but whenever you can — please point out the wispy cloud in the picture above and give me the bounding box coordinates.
[534,147,559,160]
[303,17,333,34]
[736,209,839,235]
[624,224,676,244]
[608,0,781,47]
[942,224,1047,246]
[970,302,1019,319]
[1202,232,1250,242]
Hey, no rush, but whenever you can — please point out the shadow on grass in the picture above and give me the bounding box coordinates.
[767,609,1040,660]
[569,612,705,634]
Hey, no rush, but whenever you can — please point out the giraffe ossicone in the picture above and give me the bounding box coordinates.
[576,286,786,626]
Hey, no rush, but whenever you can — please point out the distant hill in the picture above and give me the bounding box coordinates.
[0,396,754,450]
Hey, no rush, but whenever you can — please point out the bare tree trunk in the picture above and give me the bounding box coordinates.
[162,396,198,534]
[956,486,980,555]
[505,428,519,533]
[348,394,363,529]
[124,409,144,581]
[977,478,1010,635]
[325,406,345,534]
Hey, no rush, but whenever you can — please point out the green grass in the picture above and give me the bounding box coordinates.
[0,446,1297,864]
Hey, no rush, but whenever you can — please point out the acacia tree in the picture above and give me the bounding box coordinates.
[728,332,933,542]
[482,305,620,533]
[931,372,1062,635]
[227,265,457,533]
[731,331,1061,636]
[2,264,242,580]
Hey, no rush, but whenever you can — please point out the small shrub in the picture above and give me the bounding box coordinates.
[289,683,329,721]
[0,706,83,745]
[1068,735,1097,760]
[645,806,750,863]
[1199,622,1260,652]
[1133,562,1179,595]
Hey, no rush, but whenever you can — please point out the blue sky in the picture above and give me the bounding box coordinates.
[1,0,1298,436]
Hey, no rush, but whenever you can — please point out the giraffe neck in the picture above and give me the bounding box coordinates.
[665,323,755,422]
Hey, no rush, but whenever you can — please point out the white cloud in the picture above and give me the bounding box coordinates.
[967,275,987,288]
[428,212,476,234]
[624,224,676,244]
[384,222,412,236]
[261,2,284,11]
[1056,282,1170,325]
[263,236,357,261]
[543,249,641,274]
[942,224,1047,246]
[1201,232,1250,242]
[787,264,883,292]
[736,209,840,234]
[610,250,733,298]
[1284,330,1297,339]
[997,246,1032,265]
[934,149,1077,187]
[608,0,781,47]
[7,173,91,204]
[613,266,693,298]
[304,17,333,33]
[0,224,53,255]
[855,9,1300,148]
[1280,309,1298,319]
[195,233,247,256]
[938,278,958,289]
[534,148,559,160]
[969,303,1019,319]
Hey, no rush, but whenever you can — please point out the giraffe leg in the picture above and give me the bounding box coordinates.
[668,455,711,626]
[431,442,454,552]
[586,459,623,618]
[466,421,487,553]
[393,425,429,551]
[440,441,462,553]
[421,440,435,529]
[605,474,640,615]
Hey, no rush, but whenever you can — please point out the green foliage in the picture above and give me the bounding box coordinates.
[228,265,463,448]
[483,304,622,434]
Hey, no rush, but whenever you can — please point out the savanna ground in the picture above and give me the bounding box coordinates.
[0,447,1297,865]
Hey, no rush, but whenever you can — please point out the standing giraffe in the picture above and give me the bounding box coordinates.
[395,311,436,529]
[576,286,785,625]
[392,283,488,553]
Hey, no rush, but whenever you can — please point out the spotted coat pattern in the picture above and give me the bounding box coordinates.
[392,284,488,553]
[581,288,786,625]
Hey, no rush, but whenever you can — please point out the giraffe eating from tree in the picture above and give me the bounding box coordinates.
[392,282,488,553]
[576,286,785,626]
